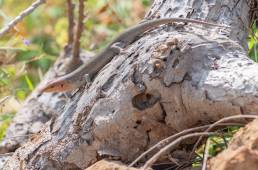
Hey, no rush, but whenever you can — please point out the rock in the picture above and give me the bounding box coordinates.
[85,159,148,170]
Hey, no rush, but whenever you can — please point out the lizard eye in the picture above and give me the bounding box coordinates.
[60,84,64,87]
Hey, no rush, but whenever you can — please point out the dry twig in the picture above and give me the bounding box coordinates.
[142,132,217,170]
[189,115,258,159]
[0,0,46,38]
[129,123,243,167]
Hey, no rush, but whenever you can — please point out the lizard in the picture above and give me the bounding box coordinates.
[39,18,230,93]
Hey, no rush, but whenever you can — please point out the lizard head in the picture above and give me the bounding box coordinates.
[39,79,76,93]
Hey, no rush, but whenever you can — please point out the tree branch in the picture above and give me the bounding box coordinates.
[67,0,75,45]
[0,0,46,38]
[72,0,85,61]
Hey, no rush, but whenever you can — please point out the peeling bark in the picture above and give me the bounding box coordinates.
[3,0,258,169]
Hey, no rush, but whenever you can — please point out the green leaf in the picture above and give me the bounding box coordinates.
[15,89,27,100]
[0,112,15,121]
[16,50,40,61]
[30,56,53,72]
[248,36,254,50]
[141,0,151,6]
[25,75,34,91]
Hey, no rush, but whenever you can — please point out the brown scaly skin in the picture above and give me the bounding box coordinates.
[39,79,76,92]
[40,18,230,93]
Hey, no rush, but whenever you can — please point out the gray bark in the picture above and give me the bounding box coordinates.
[3,0,258,169]
[0,50,94,161]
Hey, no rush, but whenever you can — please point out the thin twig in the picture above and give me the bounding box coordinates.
[143,132,217,170]
[168,153,179,166]
[67,0,75,45]
[129,125,209,167]
[0,0,46,38]
[72,0,85,62]
[189,115,258,159]
[129,123,243,167]
[202,138,210,170]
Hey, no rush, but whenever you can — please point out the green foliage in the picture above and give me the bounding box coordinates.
[193,126,241,167]
[248,23,258,62]
[0,112,15,141]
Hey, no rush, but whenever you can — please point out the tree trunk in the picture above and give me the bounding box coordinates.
[3,0,258,169]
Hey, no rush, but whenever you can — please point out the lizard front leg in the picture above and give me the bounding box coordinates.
[84,74,92,84]
[110,42,127,54]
